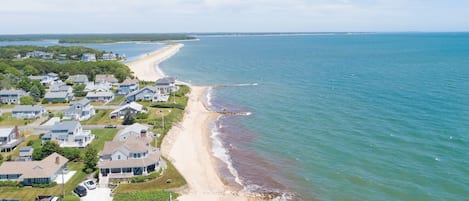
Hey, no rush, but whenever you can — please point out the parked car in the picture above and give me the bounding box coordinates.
[73,185,87,197]
[84,180,96,190]
[104,124,117,128]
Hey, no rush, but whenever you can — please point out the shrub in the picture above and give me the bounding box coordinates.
[42,99,49,104]
[0,180,23,187]
[32,181,57,188]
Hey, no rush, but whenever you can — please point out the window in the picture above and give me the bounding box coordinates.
[118,155,121,160]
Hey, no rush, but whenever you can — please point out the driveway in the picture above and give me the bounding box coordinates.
[80,186,112,201]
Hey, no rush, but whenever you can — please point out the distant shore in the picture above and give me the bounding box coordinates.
[126,44,256,201]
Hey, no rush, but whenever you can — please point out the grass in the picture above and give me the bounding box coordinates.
[81,110,121,125]
[89,129,119,151]
[115,159,186,193]
[0,112,32,126]
[114,190,178,201]
[0,162,86,200]
[107,95,126,105]
[0,104,15,109]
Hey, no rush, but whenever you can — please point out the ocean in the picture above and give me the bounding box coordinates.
[161,33,469,201]
[2,33,468,201]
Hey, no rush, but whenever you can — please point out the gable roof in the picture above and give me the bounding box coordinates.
[86,91,114,98]
[156,77,176,84]
[95,74,118,83]
[0,152,68,179]
[44,92,69,99]
[111,102,144,115]
[0,89,27,96]
[70,98,90,106]
[51,121,80,133]
[121,78,139,85]
[100,135,150,156]
[69,74,89,83]
[116,123,150,140]
[125,86,157,98]
[12,105,45,113]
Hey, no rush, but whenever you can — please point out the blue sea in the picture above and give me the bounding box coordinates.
[2,33,468,201]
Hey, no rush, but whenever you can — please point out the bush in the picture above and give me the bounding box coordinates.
[84,168,94,174]
[135,112,149,119]
[42,99,49,104]
[0,180,23,187]
[32,181,57,188]
[130,171,161,183]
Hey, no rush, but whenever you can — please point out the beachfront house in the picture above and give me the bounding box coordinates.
[0,126,22,152]
[110,102,146,119]
[63,98,95,121]
[115,123,152,141]
[98,135,165,179]
[42,121,94,148]
[68,74,89,85]
[125,86,169,102]
[102,53,117,60]
[12,105,47,119]
[18,146,34,161]
[82,53,96,62]
[155,77,178,94]
[0,152,68,185]
[118,78,139,95]
[0,89,27,104]
[86,91,115,103]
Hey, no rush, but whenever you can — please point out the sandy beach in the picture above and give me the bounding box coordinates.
[126,43,184,81]
[128,44,254,200]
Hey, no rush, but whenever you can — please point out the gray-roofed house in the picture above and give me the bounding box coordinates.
[0,152,68,185]
[19,146,34,161]
[118,78,139,95]
[115,123,152,141]
[155,77,178,94]
[110,102,146,119]
[0,89,27,104]
[86,91,115,103]
[68,74,89,84]
[50,82,73,94]
[95,74,119,85]
[63,98,96,121]
[125,86,168,102]
[44,91,73,103]
[84,82,111,92]
[98,135,165,179]
[0,126,22,152]
[12,105,47,119]
[42,121,94,148]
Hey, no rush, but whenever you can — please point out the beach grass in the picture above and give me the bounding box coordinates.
[0,162,86,200]
[81,110,121,125]
[89,129,119,151]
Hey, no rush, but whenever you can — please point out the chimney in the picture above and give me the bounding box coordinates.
[14,126,19,139]
[140,129,147,138]
[55,156,60,165]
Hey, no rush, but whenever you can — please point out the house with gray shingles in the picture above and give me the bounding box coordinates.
[42,121,94,148]
[0,152,68,185]
[95,74,119,86]
[68,74,89,84]
[115,123,152,141]
[85,82,111,92]
[50,82,73,94]
[12,105,47,119]
[0,126,22,152]
[19,146,34,161]
[118,78,139,95]
[63,99,95,121]
[44,91,73,102]
[155,77,178,94]
[86,91,115,103]
[110,102,146,119]
[0,89,27,104]
[125,86,168,102]
[98,135,165,179]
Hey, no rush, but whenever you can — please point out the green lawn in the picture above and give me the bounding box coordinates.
[0,162,86,200]
[0,104,15,109]
[90,129,119,150]
[115,159,186,193]
[0,112,32,126]
[114,190,178,201]
[107,95,126,105]
[81,110,121,125]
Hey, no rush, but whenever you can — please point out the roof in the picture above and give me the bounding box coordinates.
[70,75,89,83]
[12,105,45,113]
[0,128,14,137]
[95,74,118,83]
[44,92,69,99]
[0,89,27,96]
[86,91,114,98]
[156,77,176,84]
[0,152,68,179]
[121,78,139,85]
[20,146,33,152]
[70,98,90,106]
[51,121,80,133]
[116,123,150,140]
[125,86,157,98]
[111,102,144,115]
[101,135,150,155]
[98,151,160,169]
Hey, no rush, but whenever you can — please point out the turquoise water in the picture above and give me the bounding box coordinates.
[161,34,469,201]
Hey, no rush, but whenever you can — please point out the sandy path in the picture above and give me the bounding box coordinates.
[126,43,183,81]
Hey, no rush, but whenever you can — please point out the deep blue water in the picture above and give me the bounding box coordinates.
[161,34,469,201]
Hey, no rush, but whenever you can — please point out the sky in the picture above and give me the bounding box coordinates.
[1,0,469,34]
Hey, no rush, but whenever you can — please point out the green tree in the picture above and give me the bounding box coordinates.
[32,148,43,160]
[61,147,82,160]
[29,85,41,101]
[72,84,87,97]
[23,64,39,75]
[17,77,32,92]
[5,66,21,76]
[20,96,35,105]
[83,146,98,173]
[42,141,61,158]
[122,111,135,125]
[32,80,46,97]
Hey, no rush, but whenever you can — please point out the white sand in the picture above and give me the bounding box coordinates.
[126,43,184,82]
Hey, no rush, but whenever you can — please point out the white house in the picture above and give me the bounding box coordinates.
[0,126,22,152]
[86,91,115,103]
[63,99,96,121]
[155,77,178,94]
[115,123,152,141]
[110,102,146,119]
[12,105,48,119]
[0,89,27,104]
[125,86,169,102]
[42,121,94,148]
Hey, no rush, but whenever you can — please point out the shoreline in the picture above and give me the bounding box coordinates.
[127,44,256,200]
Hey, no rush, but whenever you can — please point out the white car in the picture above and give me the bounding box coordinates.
[83,180,96,190]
